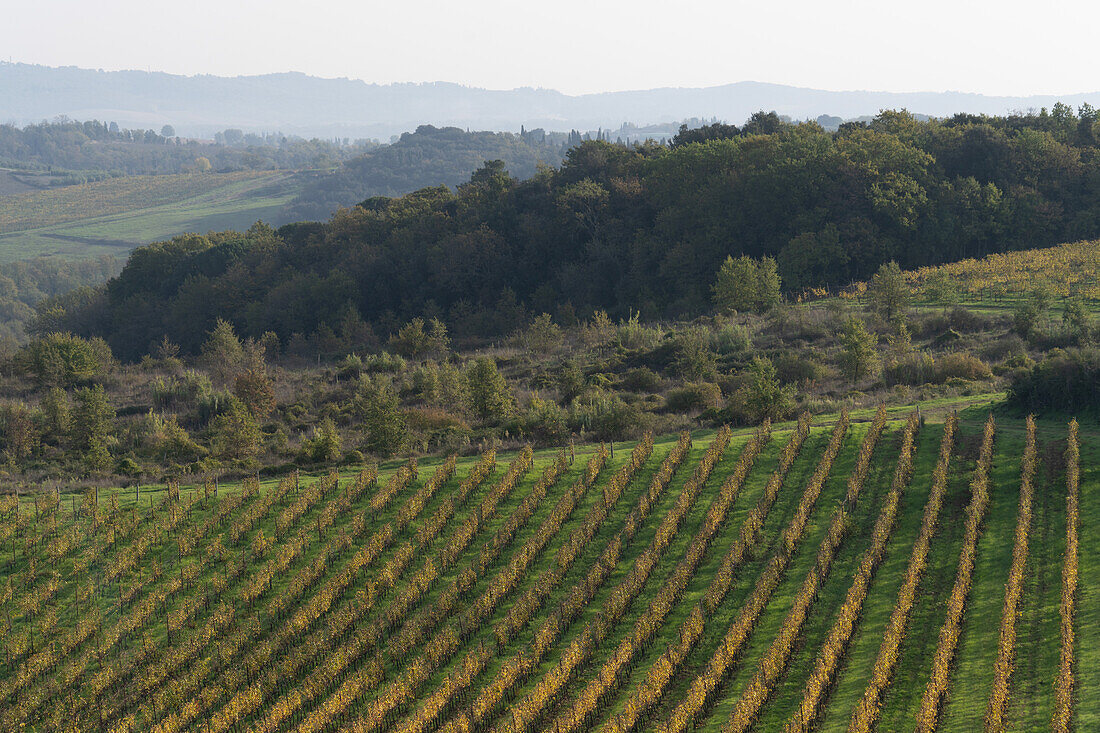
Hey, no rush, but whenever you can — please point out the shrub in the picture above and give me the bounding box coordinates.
[522,313,564,353]
[934,352,992,382]
[353,379,408,457]
[981,334,1027,363]
[675,327,718,380]
[20,332,104,387]
[362,351,407,373]
[713,255,781,313]
[1008,347,1100,414]
[839,318,878,382]
[665,383,722,413]
[520,396,570,444]
[336,353,364,380]
[711,321,753,355]
[736,356,795,423]
[932,329,962,347]
[302,417,342,463]
[617,312,663,350]
[571,394,651,441]
[773,351,829,385]
[947,306,993,333]
[466,357,515,422]
[211,397,261,461]
[389,317,449,359]
[885,353,936,386]
[868,261,911,323]
[619,367,662,393]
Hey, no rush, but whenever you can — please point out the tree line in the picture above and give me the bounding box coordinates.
[39,106,1100,361]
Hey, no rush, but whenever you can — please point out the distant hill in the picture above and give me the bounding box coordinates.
[5,61,1100,139]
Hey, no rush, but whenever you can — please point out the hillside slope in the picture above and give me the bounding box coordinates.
[0,410,1090,732]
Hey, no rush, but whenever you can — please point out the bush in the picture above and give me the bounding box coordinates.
[772,351,829,385]
[619,367,662,393]
[674,327,718,380]
[571,394,651,441]
[20,332,104,387]
[665,383,722,413]
[352,379,408,457]
[336,353,363,381]
[934,352,992,382]
[981,334,1027,363]
[301,417,342,463]
[711,322,753,355]
[932,329,962,347]
[617,313,663,350]
[362,351,407,374]
[1008,347,1100,414]
[466,358,515,422]
[522,313,564,353]
[885,353,936,386]
[115,457,142,477]
[520,396,569,444]
[735,356,795,423]
[388,317,449,359]
[947,306,993,333]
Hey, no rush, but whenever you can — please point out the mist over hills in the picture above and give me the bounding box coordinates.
[5,61,1100,139]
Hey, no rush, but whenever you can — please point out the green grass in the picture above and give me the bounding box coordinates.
[0,171,299,262]
[0,402,1091,731]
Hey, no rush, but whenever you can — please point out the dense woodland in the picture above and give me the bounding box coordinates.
[33,107,1100,360]
[0,257,120,344]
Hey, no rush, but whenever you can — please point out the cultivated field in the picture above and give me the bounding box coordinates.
[0,407,1091,732]
[0,171,298,262]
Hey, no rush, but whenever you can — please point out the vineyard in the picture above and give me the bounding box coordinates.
[0,409,1092,732]
[904,239,1100,303]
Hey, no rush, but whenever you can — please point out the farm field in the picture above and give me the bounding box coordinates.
[0,402,1091,732]
[0,171,299,262]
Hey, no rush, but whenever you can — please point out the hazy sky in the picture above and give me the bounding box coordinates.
[7,0,1099,96]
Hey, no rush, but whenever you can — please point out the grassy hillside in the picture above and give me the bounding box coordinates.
[0,171,299,262]
[0,402,1091,732]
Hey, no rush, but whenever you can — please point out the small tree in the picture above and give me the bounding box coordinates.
[523,313,564,353]
[202,319,245,384]
[923,270,961,310]
[211,398,261,461]
[738,357,794,422]
[234,366,276,418]
[388,317,449,359]
[1063,298,1093,343]
[868,261,911,323]
[675,327,718,381]
[713,255,782,314]
[838,318,879,383]
[303,417,342,463]
[41,387,72,446]
[21,333,102,387]
[71,385,114,451]
[466,358,515,422]
[0,402,41,461]
[354,380,407,456]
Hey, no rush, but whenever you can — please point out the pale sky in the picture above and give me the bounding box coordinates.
[6,0,1099,96]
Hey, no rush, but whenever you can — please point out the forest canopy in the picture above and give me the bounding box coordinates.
[40,107,1100,360]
